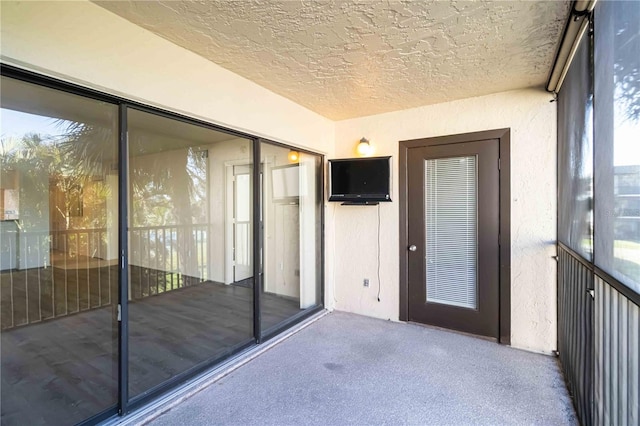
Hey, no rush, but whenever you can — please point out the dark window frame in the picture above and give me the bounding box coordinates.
[0,63,325,424]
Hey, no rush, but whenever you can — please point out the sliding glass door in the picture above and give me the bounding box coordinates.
[1,76,119,425]
[126,108,255,399]
[260,142,323,333]
[0,70,324,425]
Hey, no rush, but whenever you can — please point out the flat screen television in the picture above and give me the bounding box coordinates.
[328,156,392,203]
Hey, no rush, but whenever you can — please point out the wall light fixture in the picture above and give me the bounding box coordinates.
[357,137,372,156]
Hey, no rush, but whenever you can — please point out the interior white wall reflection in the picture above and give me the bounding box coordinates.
[261,143,321,331]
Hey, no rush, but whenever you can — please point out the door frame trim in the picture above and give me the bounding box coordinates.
[399,128,511,345]
[224,161,255,285]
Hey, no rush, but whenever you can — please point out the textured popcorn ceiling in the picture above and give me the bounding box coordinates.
[95,0,569,120]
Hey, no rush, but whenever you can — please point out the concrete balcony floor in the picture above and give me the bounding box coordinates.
[145,311,577,425]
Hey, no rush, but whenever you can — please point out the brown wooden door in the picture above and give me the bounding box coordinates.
[406,139,500,339]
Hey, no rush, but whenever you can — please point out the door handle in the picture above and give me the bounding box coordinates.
[408,245,417,252]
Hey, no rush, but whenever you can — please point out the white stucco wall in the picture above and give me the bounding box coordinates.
[333,89,558,354]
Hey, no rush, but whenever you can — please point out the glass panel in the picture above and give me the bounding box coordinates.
[0,77,118,424]
[425,156,477,309]
[558,33,593,259]
[260,144,322,331]
[233,167,252,281]
[594,0,640,293]
[127,109,253,397]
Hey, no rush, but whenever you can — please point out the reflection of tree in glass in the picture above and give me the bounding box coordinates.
[0,118,114,232]
[58,120,114,177]
[1,133,52,229]
[50,120,114,233]
[129,140,208,282]
[129,146,207,227]
[614,2,640,122]
[187,149,208,225]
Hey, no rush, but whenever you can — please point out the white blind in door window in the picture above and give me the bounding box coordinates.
[425,156,477,309]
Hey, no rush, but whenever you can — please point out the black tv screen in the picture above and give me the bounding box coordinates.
[329,156,392,203]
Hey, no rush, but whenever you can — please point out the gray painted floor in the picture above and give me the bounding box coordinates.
[148,311,577,426]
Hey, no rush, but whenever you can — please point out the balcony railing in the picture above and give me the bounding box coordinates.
[129,224,209,298]
[558,243,640,425]
[0,224,209,330]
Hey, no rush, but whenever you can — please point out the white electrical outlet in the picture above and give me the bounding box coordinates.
[363,278,369,287]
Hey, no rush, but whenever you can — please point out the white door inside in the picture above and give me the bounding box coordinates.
[233,165,252,282]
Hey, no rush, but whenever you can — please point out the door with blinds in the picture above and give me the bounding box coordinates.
[406,138,500,339]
